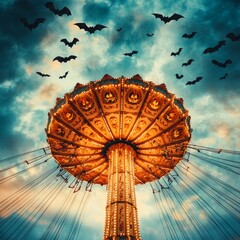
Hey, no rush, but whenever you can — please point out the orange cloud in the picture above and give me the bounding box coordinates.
[40,32,57,48]
[213,122,237,139]
[24,65,34,76]
[39,83,59,100]
[68,20,78,32]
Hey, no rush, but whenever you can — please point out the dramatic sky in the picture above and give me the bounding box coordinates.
[0,0,239,239]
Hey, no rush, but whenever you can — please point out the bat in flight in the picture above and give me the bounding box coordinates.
[123,50,138,57]
[219,73,228,80]
[203,40,226,54]
[152,13,184,24]
[53,55,77,63]
[146,33,154,37]
[116,27,122,32]
[60,38,79,48]
[182,32,197,39]
[36,72,50,77]
[175,74,183,79]
[182,59,194,67]
[226,32,240,41]
[74,23,107,34]
[186,77,203,85]
[59,71,69,79]
[20,17,45,30]
[171,48,182,56]
[212,59,232,68]
[45,2,71,16]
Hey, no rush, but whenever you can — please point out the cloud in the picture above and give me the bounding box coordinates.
[38,83,60,101]
[0,0,53,154]
[82,1,111,23]
[0,1,240,240]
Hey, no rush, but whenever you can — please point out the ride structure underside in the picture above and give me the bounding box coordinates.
[46,74,192,239]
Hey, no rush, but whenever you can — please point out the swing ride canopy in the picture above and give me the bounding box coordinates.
[46,74,192,185]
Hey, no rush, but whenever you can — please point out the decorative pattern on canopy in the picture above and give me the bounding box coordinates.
[46,74,192,185]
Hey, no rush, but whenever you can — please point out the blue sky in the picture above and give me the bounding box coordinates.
[0,0,239,239]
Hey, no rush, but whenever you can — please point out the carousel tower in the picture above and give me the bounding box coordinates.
[46,74,192,240]
[104,143,140,239]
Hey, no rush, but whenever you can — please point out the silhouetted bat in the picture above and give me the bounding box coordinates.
[74,23,107,34]
[45,2,71,16]
[59,71,69,79]
[182,32,197,39]
[226,32,240,41]
[53,55,77,63]
[116,27,122,32]
[36,72,50,77]
[152,13,184,24]
[171,48,182,56]
[175,74,183,79]
[146,33,154,37]
[212,59,232,68]
[123,50,138,57]
[182,59,194,67]
[219,73,228,80]
[186,77,203,85]
[60,38,79,48]
[20,17,45,30]
[203,40,226,54]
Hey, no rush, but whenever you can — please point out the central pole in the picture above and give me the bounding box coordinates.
[103,143,141,240]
